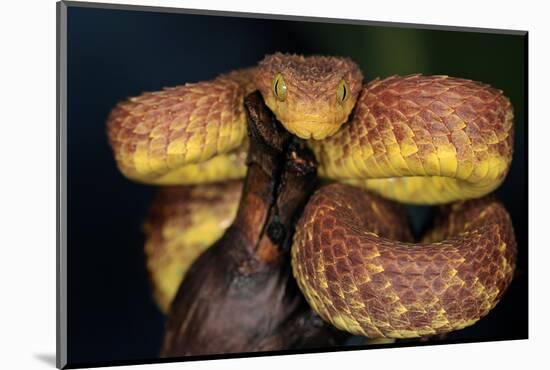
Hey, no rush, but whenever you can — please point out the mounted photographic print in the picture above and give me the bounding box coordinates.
[57,1,528,368]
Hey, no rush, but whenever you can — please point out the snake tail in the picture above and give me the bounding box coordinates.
[144,181,243,312]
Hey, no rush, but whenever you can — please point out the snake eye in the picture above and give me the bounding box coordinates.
[337,79,349,104]
[272,73,287,102]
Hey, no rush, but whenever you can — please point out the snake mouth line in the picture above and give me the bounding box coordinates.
[282,120,344,140]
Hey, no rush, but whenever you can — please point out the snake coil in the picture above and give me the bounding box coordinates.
[107,53,516,338]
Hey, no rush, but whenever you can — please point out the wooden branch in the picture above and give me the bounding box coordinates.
[160,92,347,357]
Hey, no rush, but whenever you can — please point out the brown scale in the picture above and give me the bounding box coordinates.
[144,181,243,311]
[107,70,255,181]
[316,74,514,186]
[292,183,516,338]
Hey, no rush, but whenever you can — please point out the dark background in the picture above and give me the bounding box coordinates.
[66,4,527,367]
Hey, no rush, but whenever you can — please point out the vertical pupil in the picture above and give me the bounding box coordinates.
[342,85,347,100]
[274,79,279,95]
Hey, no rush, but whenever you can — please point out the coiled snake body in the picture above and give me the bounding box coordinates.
[107,53,516,338]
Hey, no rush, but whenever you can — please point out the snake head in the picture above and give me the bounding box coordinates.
[255,53,363,140]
